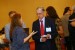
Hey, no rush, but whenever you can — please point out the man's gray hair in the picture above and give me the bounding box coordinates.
[36,7,45,11]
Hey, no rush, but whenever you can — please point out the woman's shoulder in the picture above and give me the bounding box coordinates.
[56,18,61,22]
[15,26,22,29]
[12,26,26,36]
[14,26,24,32]
[55,18,62,26]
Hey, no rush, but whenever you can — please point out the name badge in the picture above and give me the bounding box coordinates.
[46,27,51,32]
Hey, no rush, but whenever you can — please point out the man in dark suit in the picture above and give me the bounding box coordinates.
[32,7,58,50]
[68,6,75,50]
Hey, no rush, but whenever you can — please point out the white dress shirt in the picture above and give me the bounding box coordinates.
[39,17,45,31]
[39,17,51,42]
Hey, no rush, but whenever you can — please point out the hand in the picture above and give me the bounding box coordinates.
[24,31,38,43]
[70,21,75,27]
[47,34,51,39]
[71,19,75,21]
[30,31,38,35]
[41,35,47,42]
[41,37,47,42]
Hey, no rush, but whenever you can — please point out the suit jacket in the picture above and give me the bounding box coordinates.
[32,17,58,50]
[68,13,75,41]
[11,26,30,50]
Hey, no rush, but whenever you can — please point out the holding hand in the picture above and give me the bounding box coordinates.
[30,31,38,35]
[24,31,37,43]
[41,37,47,42]
[47,34,51,39]
[40,34,51,42]
[41,35,47,42]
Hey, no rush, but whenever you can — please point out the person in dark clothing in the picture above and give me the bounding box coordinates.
[68,6,75,50]
[0,27,9,50]
[46,6,66,50]
[61,7,72,50]
[0,27,4,34]
[32,7,58,50]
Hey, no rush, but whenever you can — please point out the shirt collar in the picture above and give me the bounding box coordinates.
[39,17,45,22]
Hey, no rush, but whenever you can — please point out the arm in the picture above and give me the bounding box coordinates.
[69,14,75,27]
[24,31,37,43]
[58,26,64,37]
[49,20,58,39]
[4,24,10,41]
[32,22,41,42]
[57,19,64,37]
[13,27,37,45]
[70,21,75,27]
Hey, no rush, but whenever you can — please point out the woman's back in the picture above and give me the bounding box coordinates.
[11,26,30,50]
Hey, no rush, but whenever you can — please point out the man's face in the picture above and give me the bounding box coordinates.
[68,8,72,15]
[36,9,44,19]
[9,13,16,18]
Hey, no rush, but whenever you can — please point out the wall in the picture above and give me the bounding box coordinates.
[0,0,75,41]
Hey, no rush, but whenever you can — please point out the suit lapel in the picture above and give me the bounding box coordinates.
[45,17,51,34]
[36,20,41,35]
[45,17,47,34]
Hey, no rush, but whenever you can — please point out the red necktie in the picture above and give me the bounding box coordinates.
[40,20,44,36]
